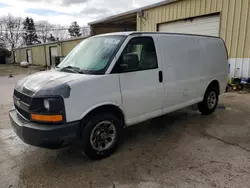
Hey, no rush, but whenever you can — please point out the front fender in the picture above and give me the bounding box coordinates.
[79,102,124,120]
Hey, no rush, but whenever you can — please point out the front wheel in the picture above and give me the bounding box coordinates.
[81,113,123,160]
[198,88,219,115]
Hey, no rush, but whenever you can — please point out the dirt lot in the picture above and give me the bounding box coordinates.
[1,75,250,188]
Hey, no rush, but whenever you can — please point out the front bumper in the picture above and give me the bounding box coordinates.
[9,109,80,149]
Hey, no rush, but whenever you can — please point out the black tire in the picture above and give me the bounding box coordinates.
[81,113,123,160]
[238,84,244,90]
[198,87,219,115]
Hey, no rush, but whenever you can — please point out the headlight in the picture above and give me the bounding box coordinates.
[44,99,50,111]
[30,97,65,123]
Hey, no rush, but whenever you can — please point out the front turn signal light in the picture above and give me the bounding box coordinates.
[31,114,63,123]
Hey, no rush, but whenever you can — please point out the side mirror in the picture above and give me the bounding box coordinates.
[120,63,128,69]
[120,53,139,72]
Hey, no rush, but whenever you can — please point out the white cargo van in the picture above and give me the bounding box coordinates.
[9,32,228,159]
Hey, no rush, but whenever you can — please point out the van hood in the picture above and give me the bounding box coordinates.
[15,70,95,98]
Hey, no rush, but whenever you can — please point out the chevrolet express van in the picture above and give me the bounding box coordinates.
[9,32,228,159]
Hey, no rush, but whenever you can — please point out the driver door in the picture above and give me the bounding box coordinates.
[115,36,164,125]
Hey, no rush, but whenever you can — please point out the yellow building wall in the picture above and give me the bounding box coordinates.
[20,48,27,62]
[138,0,250,58]
[13,38,86,66]
[32,46,46,66]
[14,46,45,65]
[14,49,22,63]
[45,44,58,66]
[61,39,82,56]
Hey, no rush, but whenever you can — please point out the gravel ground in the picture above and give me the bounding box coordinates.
[0,64,43,77]
[1,75,250,188]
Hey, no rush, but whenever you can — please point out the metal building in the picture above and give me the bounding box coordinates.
[14,0,250,78]
[14,37,87,67]
[90,0,250,78]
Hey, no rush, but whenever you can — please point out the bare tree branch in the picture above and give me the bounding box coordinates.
[82,27,91,37]
[0,24,5,48]
[0,14,23,50]
[52,24,69,40]
[36,20,53,43]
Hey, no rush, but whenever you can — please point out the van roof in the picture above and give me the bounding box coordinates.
[96,31,221,39]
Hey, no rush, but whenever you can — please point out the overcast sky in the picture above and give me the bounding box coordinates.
[0,0,162,26]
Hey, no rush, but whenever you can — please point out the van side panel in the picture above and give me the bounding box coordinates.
[157,34,228,113]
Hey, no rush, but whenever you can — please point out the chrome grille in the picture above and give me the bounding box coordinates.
[14,90,32,105]
[16,110,29,124]
[13,89,31,121]
[14,104,30,120]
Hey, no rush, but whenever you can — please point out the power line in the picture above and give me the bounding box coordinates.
[0,26,90,32]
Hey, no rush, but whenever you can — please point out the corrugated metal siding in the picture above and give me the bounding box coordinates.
[14,49,22,63]
[32,46,46,66]
[45,44,58,66]
[13,37,86,66]
[93,27,132,35]
[139,0,250,58]
[62,40,81,56]
[20,48,27,62]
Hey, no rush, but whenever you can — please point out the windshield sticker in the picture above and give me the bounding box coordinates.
[104,39,120,45]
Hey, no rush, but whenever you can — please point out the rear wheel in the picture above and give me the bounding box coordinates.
[81,113,123,160]
[198,88,219,115]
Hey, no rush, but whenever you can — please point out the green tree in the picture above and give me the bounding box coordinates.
[23,17,40,46]
[68,21,82,38]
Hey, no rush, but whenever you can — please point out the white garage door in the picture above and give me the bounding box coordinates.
[158,14,220,37]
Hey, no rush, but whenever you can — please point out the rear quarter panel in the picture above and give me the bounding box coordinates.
[199,37,228,94]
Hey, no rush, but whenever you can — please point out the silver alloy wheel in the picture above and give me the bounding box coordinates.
[90,121,116,152]
[207,91,217,109]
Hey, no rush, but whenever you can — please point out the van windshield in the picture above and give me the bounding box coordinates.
[58,35,126,74]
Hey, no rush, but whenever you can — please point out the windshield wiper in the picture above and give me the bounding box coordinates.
[59,66,84,74]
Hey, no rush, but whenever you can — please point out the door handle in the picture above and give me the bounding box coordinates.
[159,71,163,83]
